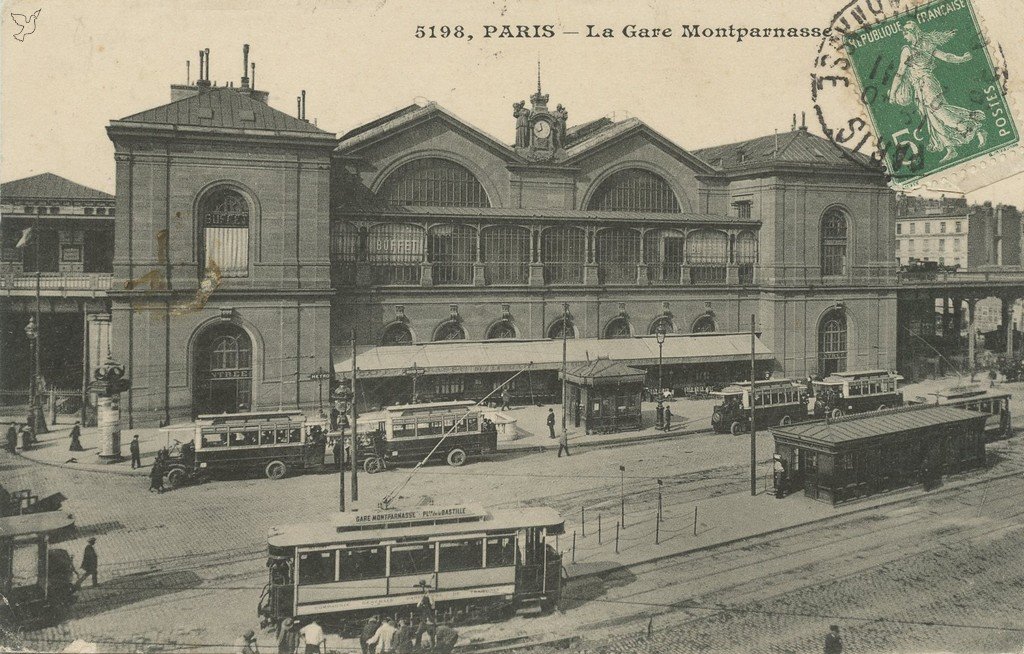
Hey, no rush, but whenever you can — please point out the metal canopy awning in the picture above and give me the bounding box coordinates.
[334,333,773,379]
[0,511,75,539]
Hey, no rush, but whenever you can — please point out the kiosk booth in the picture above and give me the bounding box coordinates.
[561,358,645,435]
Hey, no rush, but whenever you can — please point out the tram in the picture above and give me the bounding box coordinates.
[350,401,498,474]
[924,385,1013,441]
[812,369,904,418]
[258,504,565,633]
[711,378,809,434]
[0,511,77,627]
[163,411,328,487]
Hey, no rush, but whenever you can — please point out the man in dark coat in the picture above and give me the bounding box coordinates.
[360,615,380,654]
[277,617,299,654]
[547,408,556,438]
[69,422,85,452]
[663,405,673,431]
[20,424,34,451]
[129,434,142,468]
[149,459,165,493]
[557,430,570,458]
[500,388,512,411]
[77,537,98,587]
[824,625,843,654]
[655,403,664,429]
[5,423,17,454]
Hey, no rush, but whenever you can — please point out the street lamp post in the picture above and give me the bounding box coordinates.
[24,317,47,434]
[656,328,666,428]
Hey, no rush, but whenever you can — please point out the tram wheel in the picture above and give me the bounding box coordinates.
[830,408,843,419]
[730,421,744,436]
[779,414,792,426]
[166,467,187,489]
[265,460,288,480]
[446,448,467,467]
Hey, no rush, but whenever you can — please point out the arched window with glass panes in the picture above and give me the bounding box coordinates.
[198,188,250,278]
[482,226,530,285]
[548,317,575,339]
[381,323,413,346]
[821,208,849,277]
[429,224,476,286]
[596,228,640,285]
[367,223,424,285]
[587,169,681,212]
[650,316,675,335]
[692,315,717,333]
[486,321,517,340]
[604,317,632,338]
[819,309,848,375]
[542,227,586,284]
[644,229,685,284]
[735,230,758,284]
[687,229,729,284]
[434,321,467,341]
[379,158,490,208]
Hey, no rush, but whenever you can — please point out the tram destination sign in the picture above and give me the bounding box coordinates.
[348,505,488,527]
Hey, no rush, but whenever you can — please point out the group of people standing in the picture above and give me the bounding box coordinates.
[4,421,39,453]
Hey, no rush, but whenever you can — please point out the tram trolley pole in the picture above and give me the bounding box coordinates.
[350,329,358,507]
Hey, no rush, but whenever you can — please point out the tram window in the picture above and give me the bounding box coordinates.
[260,429,275,445]
[393,422,416,439]
[275,429,290,444]
[298,550,336,585]
[230,430,258,446]
[202,432,227,448]
[417,421,441,437]
[485,536,515,568]
[467,417,478,432]
[339,546,386,581]
[443,417,457,432]
[390,543,435,576]
[438,539,483,572]
[289,428,302,443]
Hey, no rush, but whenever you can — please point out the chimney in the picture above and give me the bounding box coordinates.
[791,113,797,131]
[196,49,211,88]
[800,111,807,131]
[251,62,256,90]
[297,95,302,119]
[186,60,190,85]
[302,90,307,120]
[205,48,211,82]
[241,44,250,89]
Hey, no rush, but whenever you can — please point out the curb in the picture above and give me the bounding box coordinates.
[13,446,152,477]
[497,425,708,454]
[564,466,1024,584]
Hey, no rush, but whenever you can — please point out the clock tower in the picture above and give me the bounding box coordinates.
[513,64,567,160]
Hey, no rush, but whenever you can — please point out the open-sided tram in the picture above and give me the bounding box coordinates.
[711,378,809,434]
[812,370,904,418]
[258,504,564,633]
[924,385,1012,441]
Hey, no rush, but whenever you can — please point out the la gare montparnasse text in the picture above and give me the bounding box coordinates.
[418,24,833,42]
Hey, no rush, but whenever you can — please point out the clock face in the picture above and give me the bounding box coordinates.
[533,120,551,138]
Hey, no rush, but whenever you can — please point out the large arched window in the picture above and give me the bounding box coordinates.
[735,230,758,285]
[587,169,681,212]
[379,158,490,207]
[381,323,413,346]
[604,317,632,339]
[434,321,467,341]
[687,229,729,284]
[819,309,848,375]
[548,317,576,340]
[429,224,476,285]
[199,188,250,278]
[542,227,586,285]
[644,229,685,284]
[650,316,675,335]
[486,320,517,340]
[482,226,531,285]
[821,208,849,277]
[692,315,717,333]
[595,228,640,285]
[192,323,252,416]
[367,223,424,285]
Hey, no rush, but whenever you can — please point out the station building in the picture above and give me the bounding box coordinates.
[101,48,898,424]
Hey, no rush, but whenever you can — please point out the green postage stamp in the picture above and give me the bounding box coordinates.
[844,0,1018,187]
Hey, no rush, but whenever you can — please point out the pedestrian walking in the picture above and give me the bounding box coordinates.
[20,424,34,451]
[5,423,17,454]
[277,618,299,654]
[298,618,326,654]
[149,459,165,493]
[655,403,664,429]
[129,434,142,468]
[76,537,98,587]
[500,388,512,411]
[824,625,843,654]
[546,408,556,438]
[662,405,673,431]
[332,437,343,471]
[360,615,381,654]
[69,422,85,452]
[236,629,259,654]
[366,617,397,654]
[557,430,570,457]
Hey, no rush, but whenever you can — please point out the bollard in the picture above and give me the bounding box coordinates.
[657,480,663,524]
[615,521,620,554]
[572,531,576,563]
[598,514,602,544]
[655,511,660,545]
[49,389,57,426]
[693,505,698,536]
[581,506,586,538]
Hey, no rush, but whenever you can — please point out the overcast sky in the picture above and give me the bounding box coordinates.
[2,0,1021,204]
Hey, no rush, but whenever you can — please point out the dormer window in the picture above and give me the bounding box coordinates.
[733,201,753,220]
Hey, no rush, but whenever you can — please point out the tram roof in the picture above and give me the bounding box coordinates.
[713,378,804,394]
[820,369,901,381]
[772,405,985,447]
[195,410,305,424]
[0,511,75,539]
[268,506,564,548]
[931,385,1011,400]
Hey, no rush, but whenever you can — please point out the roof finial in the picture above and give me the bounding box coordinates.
[537,59,542,96]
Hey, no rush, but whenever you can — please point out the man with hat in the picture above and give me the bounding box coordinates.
[76,537,99,588]
[235,629,259,654]
[824,624,843,654]
[277,618,299,654]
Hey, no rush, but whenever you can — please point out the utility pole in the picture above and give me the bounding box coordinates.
[350,328,359,508]
[406,362,425,403]
[750,313,757,497]
[561,303,569,439]
[28,209,47,435]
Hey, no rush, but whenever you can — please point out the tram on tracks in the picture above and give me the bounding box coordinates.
[346,401,498,474]
[711,378,809,434]
[258,504,565,633]
[811,370,904,418]
[0,511,77,627]
[162,411,328,487]
[921,385,1013,441]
